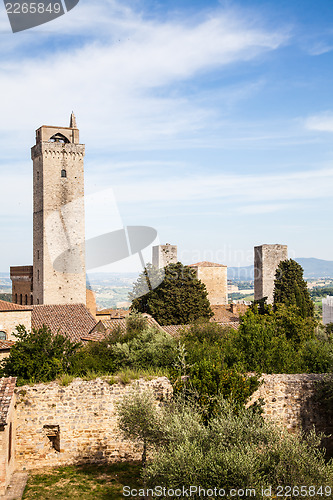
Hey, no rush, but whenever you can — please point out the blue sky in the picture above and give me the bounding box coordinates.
[1,0,333,272]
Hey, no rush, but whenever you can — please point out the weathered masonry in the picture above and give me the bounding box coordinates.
[254,244,288,304]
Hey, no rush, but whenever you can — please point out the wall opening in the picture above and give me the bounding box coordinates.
[61,169,67,178]
[43,425,60,452]
[8,422,12,463]
[0,331,6,340]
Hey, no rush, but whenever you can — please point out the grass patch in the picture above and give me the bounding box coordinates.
[106,367,169,386]
[56,374,75,386]
[23,461,142,500]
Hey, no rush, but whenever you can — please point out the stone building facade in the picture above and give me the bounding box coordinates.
[10,114,87,306]
[322,296,333,325]
[0,301,32,342]
[189,261,228,305]
[10,266,33,306]
[152,244,177,269]
[254,244,288,304]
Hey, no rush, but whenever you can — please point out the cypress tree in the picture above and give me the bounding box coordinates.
[273,259,314,318]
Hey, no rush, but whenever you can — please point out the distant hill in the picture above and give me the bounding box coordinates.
[228,258,333,281]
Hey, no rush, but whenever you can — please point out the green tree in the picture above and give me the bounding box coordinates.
[0,325,80,385]
[130,262,213,325]
[116,385,164,468]
[274,259,314,318]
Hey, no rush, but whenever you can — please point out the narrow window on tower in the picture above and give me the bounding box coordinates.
[37,270,40,281]
[61,169,67,178]
[37,171,40,181]
[37,250,40,260]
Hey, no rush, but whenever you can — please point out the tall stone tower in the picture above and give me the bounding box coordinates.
[152,244,177,269]
[254,244,288,304]
[32,113,86,305]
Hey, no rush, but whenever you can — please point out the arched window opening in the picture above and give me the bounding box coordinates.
[15,293,17,304]
[30,295,33,305]
[61,169,67,178]
[0,331,6,340]
[20,294,23,305]
[49,133,69,144]
[25,294,28,305]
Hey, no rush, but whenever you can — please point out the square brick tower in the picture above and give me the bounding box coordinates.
[254,244,288,304]
[31,113,86,305]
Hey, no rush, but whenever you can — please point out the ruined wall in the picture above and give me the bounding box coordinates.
[248,374,333,455]
[15,377,172,470]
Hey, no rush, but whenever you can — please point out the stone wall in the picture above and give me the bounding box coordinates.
[248,374,333,455]
[0,395,16,495]
[15,377,172,471]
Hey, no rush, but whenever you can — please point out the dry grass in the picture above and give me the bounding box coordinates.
[23,461,142,499]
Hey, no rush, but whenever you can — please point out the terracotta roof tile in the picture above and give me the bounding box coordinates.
[82,314,164,342]
[0,300,32,312]
[0,340,15,350]
[0,377,16,426]
[188,261,227,268]
[31,304,97,343]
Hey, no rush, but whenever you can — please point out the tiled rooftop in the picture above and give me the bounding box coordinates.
[32,304,97,343]
[0,300,32,312]
[0,340,15,350]
[82,314,165,342]
[0,377,16,426]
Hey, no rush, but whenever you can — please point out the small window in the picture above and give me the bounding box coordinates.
[15,293,17,304]
[0,331,6,340]
[37,270,40,281]
[61,169,67,178]
[20,294,22,305]
[37,250,40,260]
[25,294,28,305]
[43,425,60,452]
[30,295,33,305]
[37,171,40,181]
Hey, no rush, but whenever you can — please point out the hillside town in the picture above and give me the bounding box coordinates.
[0,117,333,498]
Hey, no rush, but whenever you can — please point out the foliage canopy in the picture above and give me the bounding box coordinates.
[130,262,213,325]
[274,259,314,318]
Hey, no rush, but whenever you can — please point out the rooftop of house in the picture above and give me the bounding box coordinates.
[31,304,97,343]
[188,261,227,268]
[82,314,164,342]
[0,300,32,312]
[0,377,16,427]
[0,340,15,350]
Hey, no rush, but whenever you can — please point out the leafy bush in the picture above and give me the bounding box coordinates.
[0,325,80,385]
[143,396,333,498]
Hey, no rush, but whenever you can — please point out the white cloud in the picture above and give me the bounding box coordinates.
[305,112,333,132]
[0,1,288,158]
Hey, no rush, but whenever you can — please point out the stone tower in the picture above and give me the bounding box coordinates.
[152,244,177,269]
[31,113,86,305]
[254,244,288,304]
[188,262,228,305]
